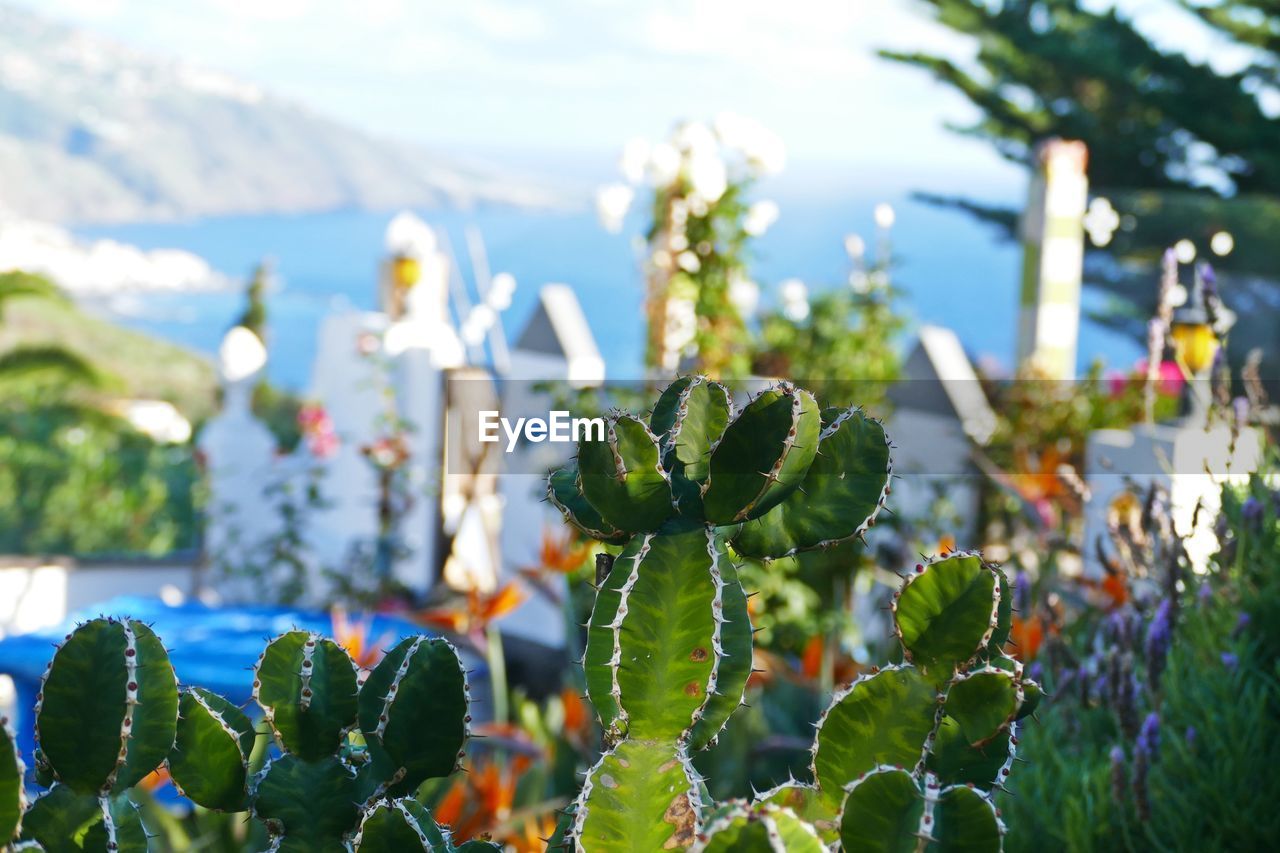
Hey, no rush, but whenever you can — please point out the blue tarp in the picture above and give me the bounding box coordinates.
[0,595,478,780]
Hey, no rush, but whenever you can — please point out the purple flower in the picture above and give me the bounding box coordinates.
[1028,661,1044,683]
[1233,397,1251,428]
[1242,497,1263,530]
[1014,569,1032,614]
[1200,262,1217,299]
[1137,712,1160,756]
[1234,612,1251,637]
[1110,745,1128,806]
[1221,651,1239,670]
[1185,726,1197,746]
[1198,583,1213,604]
[1145,599,1174,689]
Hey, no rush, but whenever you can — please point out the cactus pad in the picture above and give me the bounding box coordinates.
[702,384,820,524]
[893,553,1002,685]
[169,687,255,811]
[254,631,359,759]
[691,801,824,852]
[357,636,469,790]
[252,754,359,851]
[351,797,450,851]
[752,781,839,844]
[731,407,891,559]
[572,739,702,853]
[20,785,147,853]
[548,464,629,544]
[583,529,751,745]
[838,768,1003,852]
[578,414,673,533]
[812,666,939,809]
[35,618,178,795]
[650,376,732,516]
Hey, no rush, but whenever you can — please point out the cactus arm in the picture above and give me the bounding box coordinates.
[692,802,824,852]
[571,740,701,853]
[836,766,924,852]
[926,720,1016,791]
[578,414,674,533]
[19,785,148,853]
[731,407,891,559]
[253,632,359,759]
[686,535,754,750]
[168,687,254,811]
[752,781,839,844]
[892,553,1002,686]
[651,377,732,517]
[357,636,470,792]
[1,715,25,844]
[584,534,652,741]
[648,376,695,439]
[351,796,450,852]
[548,464,630,545]
[941,667,1023,749]
[611,529,721,742]
[811,666,940,810]
[837,768,1004,852]
[35,619,178,796]
[82,796,149,853]
[702,384,820,524]
[19,784,99,852]
[251,754,359,851]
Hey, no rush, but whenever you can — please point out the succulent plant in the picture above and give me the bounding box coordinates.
[10,620,476,851]
[2,716,26,846]
[352,796,501,852]
[550,377,1038,852]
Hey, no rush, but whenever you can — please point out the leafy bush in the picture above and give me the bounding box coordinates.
[0,406,198,556]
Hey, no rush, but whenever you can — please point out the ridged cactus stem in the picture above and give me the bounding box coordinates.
[688,533,729,738]
[374,636,423,740]
[299,633,318,711]
[103,621,141,794]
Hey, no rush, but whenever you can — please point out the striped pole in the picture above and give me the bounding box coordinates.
[1016,139,1088,379]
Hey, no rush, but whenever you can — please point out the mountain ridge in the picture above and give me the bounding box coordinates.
[0,2,561,224]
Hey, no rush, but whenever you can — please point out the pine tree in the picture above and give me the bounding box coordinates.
[882,0,1280,196]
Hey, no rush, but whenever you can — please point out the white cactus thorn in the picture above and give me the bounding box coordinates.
[298,633,318,712]
[375,636,424,739]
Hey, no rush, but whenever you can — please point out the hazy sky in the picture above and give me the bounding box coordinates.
[13,0,1230,194]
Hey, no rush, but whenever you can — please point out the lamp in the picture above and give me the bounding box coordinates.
[1169,273,1218,376]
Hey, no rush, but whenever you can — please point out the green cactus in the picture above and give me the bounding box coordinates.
[253,631,359,760]
[552,378,1036,852]
[9,617,477,851]
[34,618,179,796]
[838,767,1003,852]
[691,801,826,852]
[352,796,501,852]
[20,784,149,852]
[808,551,1038,851]
[356,636,470,794]
[549,378,894,851]
[168,687,255,811]
[247,630,473,850]
[2,716,26,845]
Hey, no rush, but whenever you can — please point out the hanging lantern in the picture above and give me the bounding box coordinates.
[1169,275,1218,375]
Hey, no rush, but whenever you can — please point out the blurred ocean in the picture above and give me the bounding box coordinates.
[74,190,1143,391]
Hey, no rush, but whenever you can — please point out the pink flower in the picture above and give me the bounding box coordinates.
[308,429,339,459]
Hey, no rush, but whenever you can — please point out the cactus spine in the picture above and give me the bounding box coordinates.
[552,377,1037,851]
